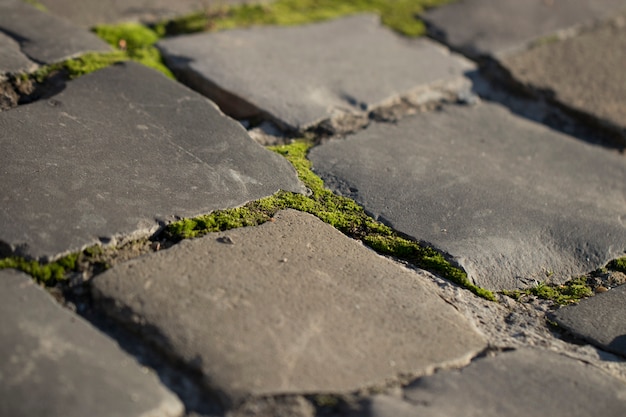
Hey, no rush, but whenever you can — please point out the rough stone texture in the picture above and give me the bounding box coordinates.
[92,209,486,404]
[551,284,626,357]
[37,0,252,28]
[0,62,303,261]
[366,349,626,417]
[157,14,474,131]
[423,0,626,58]
[0,268,184,417]
[0,31,37,78]
[0,0,110,66]
[503,18,626,133]
[309,102,626,290]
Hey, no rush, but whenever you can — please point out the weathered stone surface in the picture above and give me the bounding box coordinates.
[0,62,303,260]
[0,32,37,78]
[551,284,626,357]
[309,102,626,290]
[37,0,252,28]
[503,18,626,133]
[92,209,486,404]
[0,0,110,66]
[423,0,626,57]
[367,349,626,417]
[0,268,184,417]
[157,14,473,131]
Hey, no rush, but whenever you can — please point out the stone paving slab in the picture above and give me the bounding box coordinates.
[0,0,110,73]
[309,102,626,290]
[551,284,626,357]
[157,14,474,131]
[0,31,38,78]
[423,0,626,58]
[92,209,486,405]
[502,18,626,133]
[0,268,184,417]
[37,0,252,28]
[365,348,626,417]
[0,62,303,261]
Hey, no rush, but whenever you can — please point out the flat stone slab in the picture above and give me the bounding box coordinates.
[0,31,38,78]
[0,0,110,72]
[157,14,473,131]
[0,269,183,417]
[92,209,486,404]
[551,285,626,357]
[309,102,626,290]
[366,349,626,417]
[502,18,626,133]
[423,0,626,57]
[37,0,252,28]
[0,62,302,261]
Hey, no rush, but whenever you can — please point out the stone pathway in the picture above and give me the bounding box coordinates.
[1,1,626,416]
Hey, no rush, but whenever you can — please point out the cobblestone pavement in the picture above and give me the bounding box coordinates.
[2,1,626,416]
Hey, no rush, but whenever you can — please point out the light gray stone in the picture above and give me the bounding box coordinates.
[157,14,474,131]
[0,0,110,65]
[37,0,253,28]
[423,0,626,57]
[503,18,626,134]
[0,268,184,417]
[309,102,626,290]
[368,349,626,417]
[0,31,37,78]
[551,284,626,357]
[0,62,303,261]
[92,209,486,404]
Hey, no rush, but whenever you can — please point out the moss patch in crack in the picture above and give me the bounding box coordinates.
[0,254,78,285]
[501,276,593,305]
[22,0,47,11]
[155,0,455,37]
[608,256,626,274]
[165,140,496,301]
[93,23,174,78]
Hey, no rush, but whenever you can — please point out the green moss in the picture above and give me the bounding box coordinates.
[166,140,496,301]
[608,257,626,274]
[501,276,593,305]
[22,0,47,12]
[155,0,455,37]
[0,253,78,285]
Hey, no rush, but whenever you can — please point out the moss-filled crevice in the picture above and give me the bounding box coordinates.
[164,140,496,301]
[153,0,456,38]
[501,276,594,306]
[0,253,78,284]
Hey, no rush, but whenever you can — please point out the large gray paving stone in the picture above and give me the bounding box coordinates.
[157,14,474,131]
[366,348,626,417]
[0,31,37,79]
[37,0,254,28]
[91,209,486,405]
[551,284,626,357]
[0,0,110,71]
[309,102,626,290]
[0,268,184,417]
[502,18,626,134]
[423,0,626,58]
[0,62,303,261]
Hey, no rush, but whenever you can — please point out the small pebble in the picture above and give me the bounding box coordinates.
[595,286,608,293]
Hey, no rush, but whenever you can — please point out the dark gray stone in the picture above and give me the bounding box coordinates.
[0,269,184,417]
[157,14,473,131]
[37,0,253,28]
[92,209,486,405]
[423,0,626,57]
[0,0,110,66]
[0,62,303,260]
[551,284,626,357]
[367,349,626,417]
[0,31,37,78]
[309,103,626,290]
[503,18,626,133]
